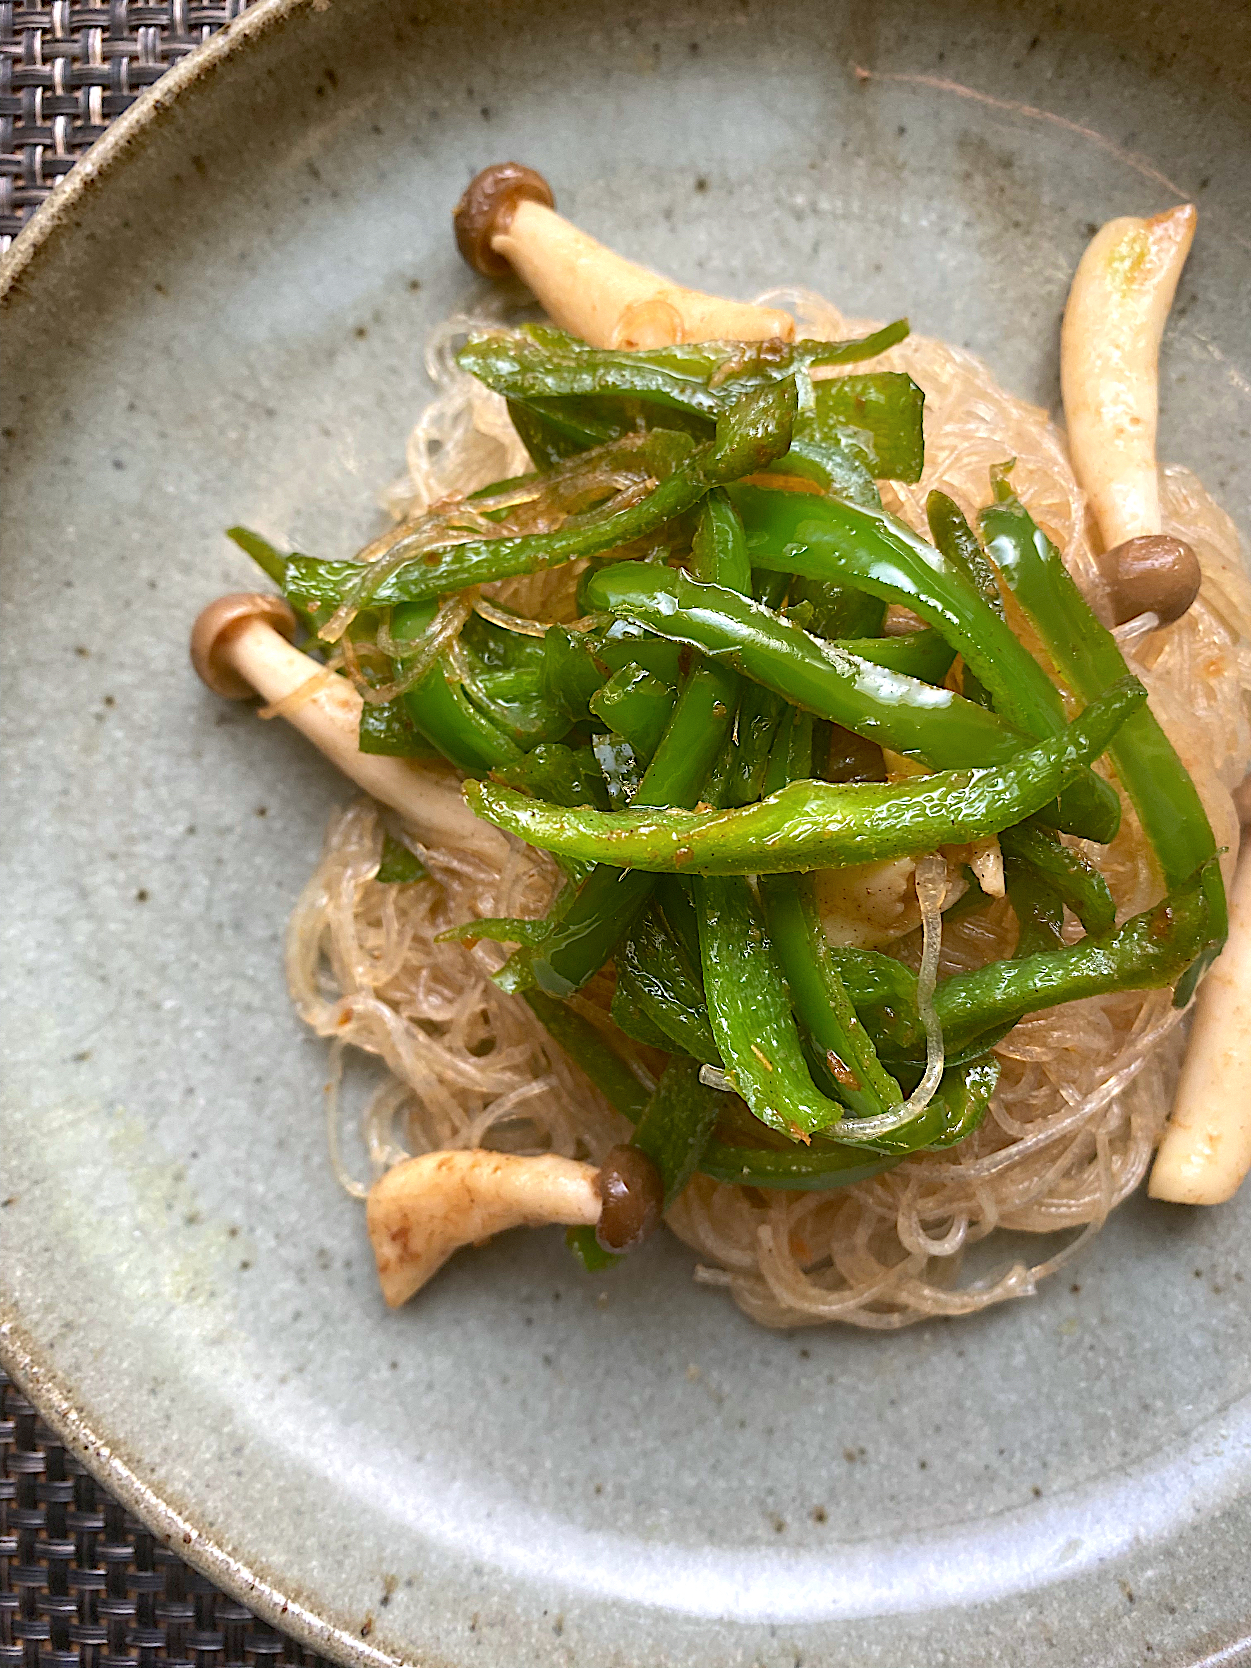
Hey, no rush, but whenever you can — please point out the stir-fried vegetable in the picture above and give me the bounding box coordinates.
[732,484,1123,842]
[465,680,1146,874]
[224,290,1223,1247]
[980,472,1227,1001]
[583,563,1027,767]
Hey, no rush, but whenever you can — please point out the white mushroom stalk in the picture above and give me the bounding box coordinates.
[1061,204,1196,551]
[367,1150,602,1307]
[497,199,795,348]
[189,595,510,866]
[453,162,795,349]
[1061,210,1247,1206]
[1149,815,1251,1206]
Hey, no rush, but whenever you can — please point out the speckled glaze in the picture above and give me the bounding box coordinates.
[2,1,1250,1663]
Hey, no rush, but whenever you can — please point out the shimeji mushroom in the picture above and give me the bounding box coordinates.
[1061,212,1250,1206]
[189,592,510,867]
[1149,789,1251,1206]
[453,162,795,348]
[1061,205,1202,627]
[368,1143,665,1306]
[368,1151,603,1306]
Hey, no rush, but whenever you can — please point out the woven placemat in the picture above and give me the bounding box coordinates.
[0,0,254,251]
[0,1370,338,1668]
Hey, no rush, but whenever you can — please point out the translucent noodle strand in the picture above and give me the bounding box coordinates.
[286,290,1251,1328]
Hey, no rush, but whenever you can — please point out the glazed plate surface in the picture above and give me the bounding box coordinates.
[2,1,1250,1663]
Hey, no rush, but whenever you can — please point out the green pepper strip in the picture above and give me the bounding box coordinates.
[609,966,683,1052]
[595,623,685,684]
[940,862,1218,1054]
[695,1138,900,1192]
[830,860,1218,1066]
[457,321,910,421]
[375,834,428,885]
[751,705,903,1116]
[226,526,335,641]
[786,559,887,638]
[759,702,814,796]
[824,948,1020,1073]
[837,631,956,684]
[697,870,998,1149]
[541,624,612,723]
[696,869,856,1139]
[467,676,1146,875]
[658,1064,994,1190]
[822,947,917,1011]
[723,682,787,807]
[980,482,1227,1003]
[798,373,926,484]
[702,694,901,1138]
[358,697,437,758]
[1003,860,1065,957]
[767,436,881,511]
[506,395,622,471]
[582,564,1021,769]
[495,742,609,812]
[998,820,1115,937]
[516,655,738,995]
[616,905,721,1063]
[285,384,797,616]
[732,484,1122,842]
[565,1227,621,1272]
[389,600,522,774]
[758,873,903,1116]
[925,489,1000,710]
[285,430,698,614]
[925,491,1002,615]
[631,1057,725,1210]
[588,665,677,767]
[438,914,562,948]
[522,989,653,1124]
[691,488,753,593]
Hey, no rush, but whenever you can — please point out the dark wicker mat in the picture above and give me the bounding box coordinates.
[0,0,254,250]
[0,8,346,1657]
[0,1371,337,1668]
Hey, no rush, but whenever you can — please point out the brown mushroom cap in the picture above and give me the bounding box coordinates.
[190,592,298,699]
[453,163,556,277]
[595,1144,664,1254]
[1100,535,1202,627]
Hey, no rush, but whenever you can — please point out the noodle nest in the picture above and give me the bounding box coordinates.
[286,290,1251,1328]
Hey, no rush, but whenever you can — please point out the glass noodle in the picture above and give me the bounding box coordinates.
[287,290,1251,1328]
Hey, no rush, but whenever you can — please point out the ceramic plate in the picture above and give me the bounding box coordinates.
[3,0,1250,1662]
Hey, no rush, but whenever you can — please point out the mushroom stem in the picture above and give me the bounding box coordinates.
[1060,205,1196,552]
[367,1150,602,1306]
[498,199,796,348]
[1149,812,1251,1206]
[191,601,509,864]
[454,164,795,348]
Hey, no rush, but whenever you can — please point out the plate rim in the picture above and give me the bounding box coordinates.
[0,5,411,1660]
[0,0,296,303]
[0,1313,396,1668]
